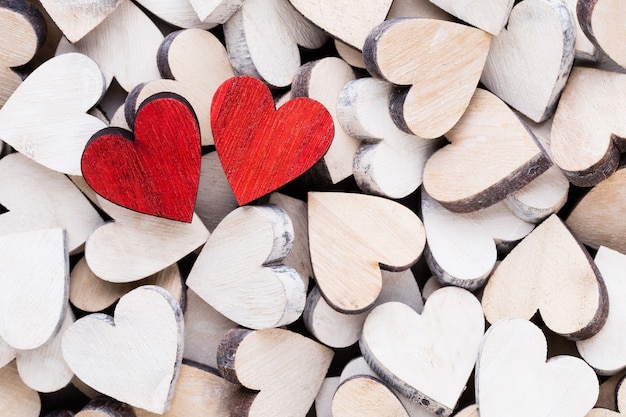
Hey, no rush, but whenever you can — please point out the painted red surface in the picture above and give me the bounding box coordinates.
[81,94,201,222]
[211,76,334,205]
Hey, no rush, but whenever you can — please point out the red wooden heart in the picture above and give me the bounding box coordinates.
[81,93,201,222]
[211,76,334,205]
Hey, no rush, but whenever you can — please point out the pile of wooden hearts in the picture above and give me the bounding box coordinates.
[2,0,626,416]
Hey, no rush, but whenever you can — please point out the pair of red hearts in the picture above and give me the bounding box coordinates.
[81,76,334,222]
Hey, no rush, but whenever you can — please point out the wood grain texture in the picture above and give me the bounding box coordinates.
[0,362,41,417]
[304,269,423,348]
[0,53,106,175]
[183,289,235,369]
[422,190,534,291]
[292,57,359,185]
[564,0,597,60]
[363,18,491,139]
[211,76,334,205]
[56,0,163,92]
[62,286,184,414]
[195,152,238,232]
[577,247,626,375]
[189,0,243,23]
[360,288,485,417]
[0,153,104,254]
[134,0,216,29]
[308,192,425,313]
[287,0,392,50]
[0,0,45,107]
[223,0,326,88]
[334,40,365,69]
[331,376,410,417]
[82,94,201,223]
[0,228,68,350]
[551,67,626,186]
[85,196,209,283]
[70,258,183,312]
[578,0,626,69]
[423,88,550,212]
[482,214,608,340]
[76,397,135,417]
[217,328,333,417]
[129,28,234,146]
[587,375,626,416]
[39,0,121,43]
[429,0,513,35]
[476,318,598,417]
[566,168,626,253]
[337,77,439,199]
[480,0,575,123]
[186,205,306,329]
[133,363,238,417]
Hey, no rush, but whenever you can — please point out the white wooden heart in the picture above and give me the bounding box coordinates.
[194,152,238,232]
[332,376,410,417]
[480,0,576,122]
[62,286,184,414]
[39,0,123,43]
[0,228,68,350]
[360,287,485,417]
[0,53,106,175]
[428,0,513,35]
[0,153,104,254]
[85,197,209,283]
[186,205,307,329]
[287,0,393,50]
[476,318,598,417]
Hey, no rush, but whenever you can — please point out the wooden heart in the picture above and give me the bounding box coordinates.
[481,0,575,122]
[0,362,41,417]
[223,0,326,88]
[85,197,208,283]
[186,205,307,329]
[0,53,106,175]
[128,29,234,146]
[337,77,439,199]
[189,0,243,23]
[422,190,534,291]
[194,152,238,233]
[292,57,359,185]
[551,67,626,186]
[62,286,184,414]
[586,374,626,416]
[217,327,333,416]
[0,228,68,350]
[0,0,45,107]
[363,18,491,139]
[287,0,391,50]
[482,214,608,340]
[577,247,626,375]
[0,153,104,254]
[332,376,410,417]
[56,0,163,92]
[360,287,485,416]
[476,318,598,417]
[134,0,215,29]
[428,0,513,35]
[567,168,626,253]
[39,0,122,43]
[211,76,334,205]
[82,93,201,222]
[578,0,626,69]
[423,88,550,212]
[308,192,426,313]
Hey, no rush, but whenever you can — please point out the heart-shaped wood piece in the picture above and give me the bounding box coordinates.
[0,362,41,417]
[363,18,492,139]
[428,0,513,35]
[0,228,68,350]
[0,53,106,175]
[476,318,598,417]
[482,214,608,340]
[423,88,551,212]
[287,0,392,50]
[578,0,626,70]
[0,0,45,107]
[217,328,333,417]
[481,0,576,122]
[211,76,334,205]
[82,93,201,222]
[187,204,306,329]
[308,192,426,313]
[62,286,184,414]
[332,376,410,417]
[39,0,122,43]
[361,287,484,416]
[586,374,626,416]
